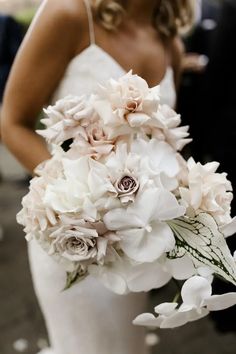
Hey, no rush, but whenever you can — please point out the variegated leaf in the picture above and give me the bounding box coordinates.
[167,213,236,286]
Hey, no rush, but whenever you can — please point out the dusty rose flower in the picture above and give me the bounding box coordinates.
[93,72,160,138]
[49,219,104,263]
[115,174,140,204]
[37,95,95,145]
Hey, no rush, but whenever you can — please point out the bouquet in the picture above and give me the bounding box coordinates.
[17,72,236,329]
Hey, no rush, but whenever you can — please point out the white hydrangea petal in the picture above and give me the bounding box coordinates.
[119,223,175,263]
[166,255,196,280]
[88,264,128,295]
[126,260,171,292]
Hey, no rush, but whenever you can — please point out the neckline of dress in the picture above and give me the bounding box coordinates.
[68,43,126,73]
[67,43,173,86]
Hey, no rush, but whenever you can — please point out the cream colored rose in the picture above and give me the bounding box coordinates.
[72,121,114,159]
[179,158,233,225]
[37,95,95,145]
[93,72,160,138]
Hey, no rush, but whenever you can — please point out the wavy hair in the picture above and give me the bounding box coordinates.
[92,0,194,38]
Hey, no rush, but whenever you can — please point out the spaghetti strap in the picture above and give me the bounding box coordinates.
[83,0,96,45]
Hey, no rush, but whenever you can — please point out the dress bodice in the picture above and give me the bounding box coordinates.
[52,43,176,108]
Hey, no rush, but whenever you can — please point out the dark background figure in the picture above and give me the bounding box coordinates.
[177,0,220,161]
[203,0,236,333]
[0,14,23,103]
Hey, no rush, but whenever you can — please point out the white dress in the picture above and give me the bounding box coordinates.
[28,2,176,354]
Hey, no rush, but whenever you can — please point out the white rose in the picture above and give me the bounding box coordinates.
[179,157,233,225]
[93,72,160,139]
[71,121,114,159]
[37,95,95,145]
[152,104,192,151]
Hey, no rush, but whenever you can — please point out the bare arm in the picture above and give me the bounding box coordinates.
[1,0,84,173]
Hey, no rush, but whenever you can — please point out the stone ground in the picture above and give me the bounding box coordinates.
[0,145,236,354]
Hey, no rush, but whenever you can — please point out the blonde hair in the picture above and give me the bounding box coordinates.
[92,0,194,38]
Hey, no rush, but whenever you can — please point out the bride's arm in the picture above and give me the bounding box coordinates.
[1,0,85,173]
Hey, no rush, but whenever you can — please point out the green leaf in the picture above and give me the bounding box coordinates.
[63,265,88,291]
[167,213,236,286]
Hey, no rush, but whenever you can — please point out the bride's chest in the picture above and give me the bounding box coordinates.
[89,27,171,87]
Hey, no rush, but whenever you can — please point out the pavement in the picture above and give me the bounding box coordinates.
[0,145,236,354]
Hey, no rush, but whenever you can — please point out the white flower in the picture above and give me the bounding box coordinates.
[48,217,112,264]
[43,156,117,219]
[70,120,115,159]
[220,216,236,237]
[104,188,185,263]
[37,95,95,145]
[105,139,180,196]
[130,139,180,185]
[17,154,63,241]
[153,104,192,151]
[89,254,171,295]
[179,158,233,225]
[166,255,196,280]
[93,71,160,138]
[133,276,236,329]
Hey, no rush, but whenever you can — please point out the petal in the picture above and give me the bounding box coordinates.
[126,261,171,292]
[127,112,151,127]
[88,265,128,295]
[119,223,175,262]
[203,293,236,311]
[104,209,144,230]
[133,313,162,328]
[154,302,178,315]
[160,312,189,329]
[166,255,196,280]
[153,189,186,221]
[181,276,212,307]
[220,217,236,237]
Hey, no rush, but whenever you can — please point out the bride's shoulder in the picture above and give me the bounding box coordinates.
[27,0,90,55]
[34,0,89,34]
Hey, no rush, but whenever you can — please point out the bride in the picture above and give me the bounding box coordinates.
[1,1,193,353]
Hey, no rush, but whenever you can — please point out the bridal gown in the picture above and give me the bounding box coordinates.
[28,1,176,354]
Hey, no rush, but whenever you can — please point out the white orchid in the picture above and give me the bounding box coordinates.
[104,188,185,263]
[133,276,236,329]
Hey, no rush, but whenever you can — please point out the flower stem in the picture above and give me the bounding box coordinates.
[173,292,181,303]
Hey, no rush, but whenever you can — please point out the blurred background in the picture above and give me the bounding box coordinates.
[0,0,236,353]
